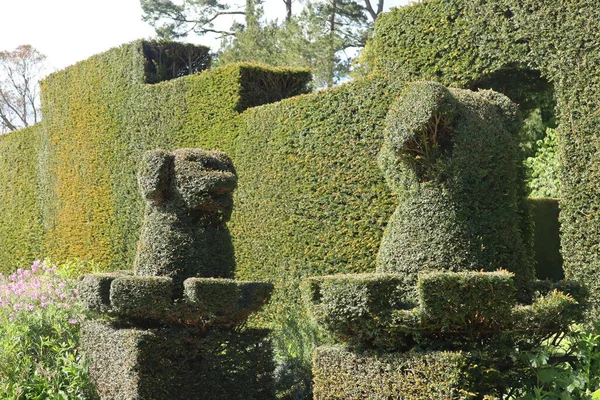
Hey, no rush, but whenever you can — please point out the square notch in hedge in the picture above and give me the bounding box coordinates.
[142,40,211,84]
[184,278,241,316]
[78,273,119,313]
[110,276,173,320]
[302,274,408,321]
[418,270,516,331]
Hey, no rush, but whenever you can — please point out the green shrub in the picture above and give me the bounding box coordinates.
[301,274,411,349]
[376,81,533,301]
[0,260,97,398]
[517,323,600,399]
[418,270,515,333]
[109,275,173,321]
[525,128,561,199]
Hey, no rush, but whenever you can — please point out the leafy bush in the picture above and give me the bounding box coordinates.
[525,128,561,199]
[518,323,600,399]
[0,260,97,399]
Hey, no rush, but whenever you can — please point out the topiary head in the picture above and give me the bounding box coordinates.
[138,148,237,222]
[378,81,456,191]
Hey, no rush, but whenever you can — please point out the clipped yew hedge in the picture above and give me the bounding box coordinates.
[37,40,310,270]
[312,346,468,399]
[3,41,399,395]
[0,127,45,269]
[370,0,600,313]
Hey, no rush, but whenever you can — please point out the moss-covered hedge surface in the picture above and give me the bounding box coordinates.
[370,0,600,312]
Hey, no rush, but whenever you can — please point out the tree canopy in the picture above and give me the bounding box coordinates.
[140,0,387,87]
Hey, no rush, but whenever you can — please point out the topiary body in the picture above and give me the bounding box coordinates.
[134,148,237,295]
[376,81,533,301]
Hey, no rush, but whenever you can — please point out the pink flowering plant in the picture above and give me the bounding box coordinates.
[0,260,97,399]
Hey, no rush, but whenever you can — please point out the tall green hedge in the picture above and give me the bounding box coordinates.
[0,127,44,269]
[370,0,600,313]
[4,42,397,394]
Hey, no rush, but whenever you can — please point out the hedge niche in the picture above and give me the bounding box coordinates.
[369,0,600,313]
[79,148,275,399]
[303,83,580,398]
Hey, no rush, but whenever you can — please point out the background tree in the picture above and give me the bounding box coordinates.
[141,0,253,39]
[141,0,386,87]
[0,45,46,134]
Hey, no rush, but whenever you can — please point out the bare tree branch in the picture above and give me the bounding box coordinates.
[0,45,46,133]
[364,0,385,22]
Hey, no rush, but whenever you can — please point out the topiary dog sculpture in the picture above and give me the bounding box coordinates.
[134,148,238,295]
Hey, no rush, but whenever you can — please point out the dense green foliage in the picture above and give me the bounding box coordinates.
[418,270,515,332]
[235,77,400,392]
[305,271,581,397]
[525,128,561,198]
[301,274,410,349]
[304,270,579,349]
[369,0,600,314]
[79,273,273,327]
[519,323,600,399]
[376,81,533,300]
[312,346,468,399]
[1,0,599,393]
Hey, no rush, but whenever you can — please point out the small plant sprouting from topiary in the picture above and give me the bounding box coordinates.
[402,112,454,182]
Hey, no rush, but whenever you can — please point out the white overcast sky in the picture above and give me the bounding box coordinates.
[0,0,410,76]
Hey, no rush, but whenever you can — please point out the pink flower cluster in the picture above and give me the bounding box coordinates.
[0,260,81,322]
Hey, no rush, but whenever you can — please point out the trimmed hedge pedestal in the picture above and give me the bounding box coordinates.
[79,149,275,399]
[303,82,582,398]
[304,272,579,398]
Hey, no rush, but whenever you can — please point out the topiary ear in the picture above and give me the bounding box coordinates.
[137,149,174,205]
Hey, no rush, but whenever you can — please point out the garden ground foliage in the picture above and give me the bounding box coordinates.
[0,260,97,399]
